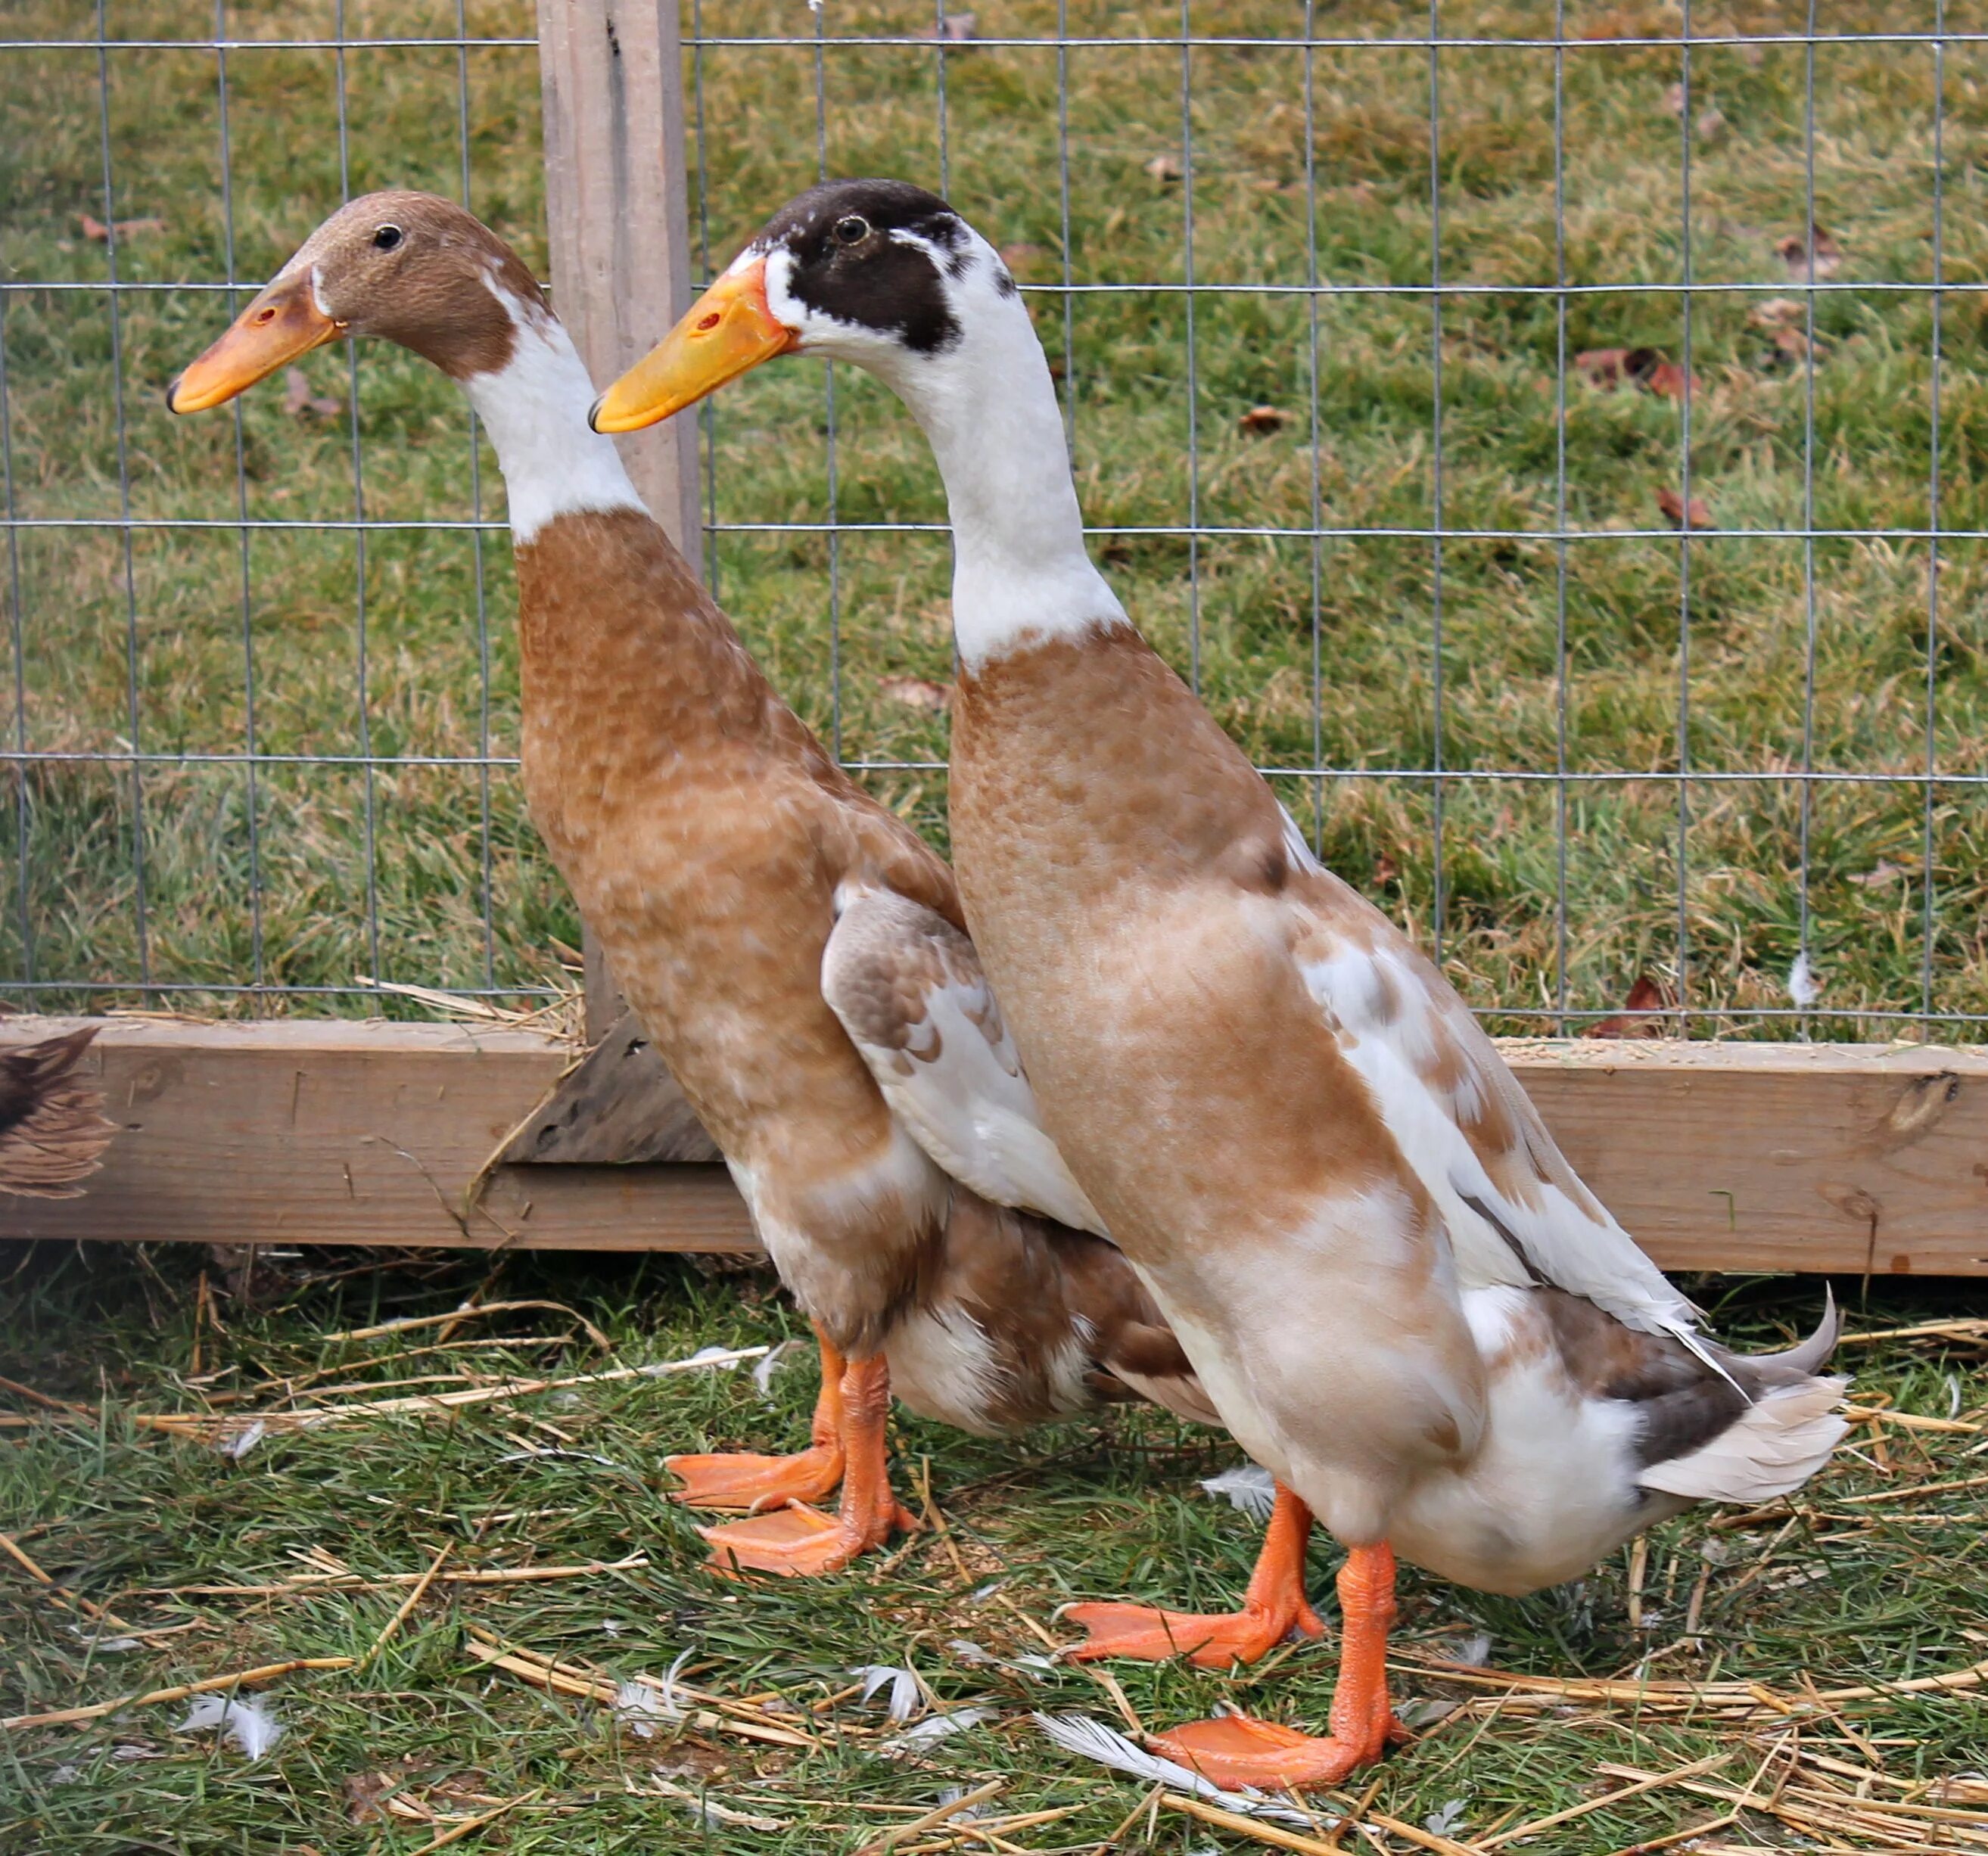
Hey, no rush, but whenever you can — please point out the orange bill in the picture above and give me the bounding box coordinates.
[590,256,795,434]
[167,272,341,414]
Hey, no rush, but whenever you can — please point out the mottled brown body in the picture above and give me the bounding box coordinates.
[0,1027,114,1198]
[512,512,1192,1429]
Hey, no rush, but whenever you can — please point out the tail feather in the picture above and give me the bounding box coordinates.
[0,1027,116,1198]
[1639,1374,1849,1503]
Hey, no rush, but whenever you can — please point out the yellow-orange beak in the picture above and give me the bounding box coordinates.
[166,271,342,414]
[590,257,797,434]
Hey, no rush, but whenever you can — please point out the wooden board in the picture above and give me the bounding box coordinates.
[0,1018,752,1253]
[3,1020,1985,1273]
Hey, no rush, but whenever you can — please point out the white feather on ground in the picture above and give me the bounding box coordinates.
[1031,1713,1330,1830]
[852,1664,922,1722]
[1199,1463,1278,1522]
[176,1693,283,1758]
[752,1338,801,1400]
[1788,952,1822,1006]
[881,1706,997,1757]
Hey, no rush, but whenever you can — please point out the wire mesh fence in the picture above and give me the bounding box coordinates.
[2,2,1984,1038]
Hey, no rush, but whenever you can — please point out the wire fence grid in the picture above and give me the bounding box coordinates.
[2,3,1984,1037]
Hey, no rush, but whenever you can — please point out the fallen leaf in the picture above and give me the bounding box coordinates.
[1847,860,1907,889]
[997,241,1046,277]
[879,674,950,713]
[1582,974,1674,1037]
[1770,325,1825,362]
[1655,486,1713,530]
[344,1772,397,1824]
[1576,347,1697,399]
[1696,105,1728,143]
[282,368,343,419]
[79,214,166,241]
[1372,852,1398,884]
[1663,81,1687,116]
[1143,153,1183,184]
[1237,405,1290,436]
[1748,297,1805,328]
[1776,222,1842,281]
[916,11,975,39]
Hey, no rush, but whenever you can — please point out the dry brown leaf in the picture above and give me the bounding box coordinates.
[1143,153,1183,184]
[1847,860,1908,889]
[1237,404,1290,436]
[1372,852,1399,885]
[79,214,165,241]
[916,11,975,39]
[1663,81,1687,116]
[1777,222,1842,281]
[1749,297,1805,328]
[1770,325,1825,362]
[1582,974,1674,1038]
[878,674,950,713]
[1576,347,1697,399]
[1656,486,1714,530]
[282,368,343,420]
[1696,105,1728,143]
[344,1771,399,1823]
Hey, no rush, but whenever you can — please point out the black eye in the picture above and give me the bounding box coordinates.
[373,225,403,251]
[831,215,870,247]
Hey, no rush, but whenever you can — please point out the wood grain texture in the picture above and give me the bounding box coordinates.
[495,1008,720,1164]
[0,1018,752,1252]
[2,1021,1982,1273]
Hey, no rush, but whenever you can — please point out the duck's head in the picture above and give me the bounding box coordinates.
[590,178,1016,434]
[168,190,546,412]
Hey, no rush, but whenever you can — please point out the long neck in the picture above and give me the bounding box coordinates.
[877,271,1128,671]
[462,303,645,546]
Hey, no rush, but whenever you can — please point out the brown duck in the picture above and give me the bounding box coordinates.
[1,1027,114,1198]
[166,194,1323,1666]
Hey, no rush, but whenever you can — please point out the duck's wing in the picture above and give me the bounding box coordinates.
[1282,833,1700,1344]
[821,884,1107,1238]
[1,1026,115,1198]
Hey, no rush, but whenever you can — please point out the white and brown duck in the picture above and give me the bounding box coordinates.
[593,176,1850,1787]
[166,192,1323,1664]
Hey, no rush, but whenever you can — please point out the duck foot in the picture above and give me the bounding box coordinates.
[1147,1539,1400,1792]
[1063,1481,1324,1668]
[664,1443,845,1512]
[665,1327,847,1512]
[695,1351,913,1578]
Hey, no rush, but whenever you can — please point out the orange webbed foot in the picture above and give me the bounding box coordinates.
[664,1443,845,1512]
[1150,1712,1383,1792]
[697,1500,898,1578]
[1062,1596,1314,1668]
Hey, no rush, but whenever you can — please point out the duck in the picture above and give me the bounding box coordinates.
[165,191,1326,1664]
[590,176,1850,1789]
[0,1026,113,1197]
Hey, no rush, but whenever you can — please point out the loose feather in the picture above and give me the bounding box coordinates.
[1031,1712,1330,1830]
[176,1693,283,1758]
[1199,1463,1278,1522]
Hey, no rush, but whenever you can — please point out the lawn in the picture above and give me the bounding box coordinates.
[2,0,1986,1027]
[3,1242,1986,1856]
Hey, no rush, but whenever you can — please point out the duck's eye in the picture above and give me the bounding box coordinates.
[373,225,404,252]
[831,215,870,247]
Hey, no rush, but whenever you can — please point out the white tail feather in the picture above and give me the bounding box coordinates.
[1638,1376,1850,1503]
[1031,1713,1327,1830]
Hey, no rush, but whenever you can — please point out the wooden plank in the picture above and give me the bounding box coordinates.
[2,1021,1984,1273]
[537,0,702,1051]
[494,1007,719,1164]
[0,1018,753,1253]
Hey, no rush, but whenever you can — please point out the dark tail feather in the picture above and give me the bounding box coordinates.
[0,1027,116,1198]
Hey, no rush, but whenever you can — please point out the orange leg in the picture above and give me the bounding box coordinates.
[1063,1483,1326,1668]
[696,1353,917,1577]
[1150,1540,1403,1792]
[664,1326,847,1512]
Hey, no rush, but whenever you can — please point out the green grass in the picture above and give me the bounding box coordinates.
[4,1242,1987,1854]
[2,1,1986,1025]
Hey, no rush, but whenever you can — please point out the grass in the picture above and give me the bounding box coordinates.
[4,1241,1988,1854]
[2,0,1986,1026]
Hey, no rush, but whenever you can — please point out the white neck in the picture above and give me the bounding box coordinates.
[463,281,645,546]
[853,241,1127,670]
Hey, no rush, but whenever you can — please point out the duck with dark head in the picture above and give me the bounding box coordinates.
[167,191,1331,1671]
[594,176,1848,1789]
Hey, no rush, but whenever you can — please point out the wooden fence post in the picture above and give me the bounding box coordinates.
[537,0,701,1043]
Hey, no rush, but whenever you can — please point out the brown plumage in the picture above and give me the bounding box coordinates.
[0,1027,114,1198]
[168,194,1259,1593]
